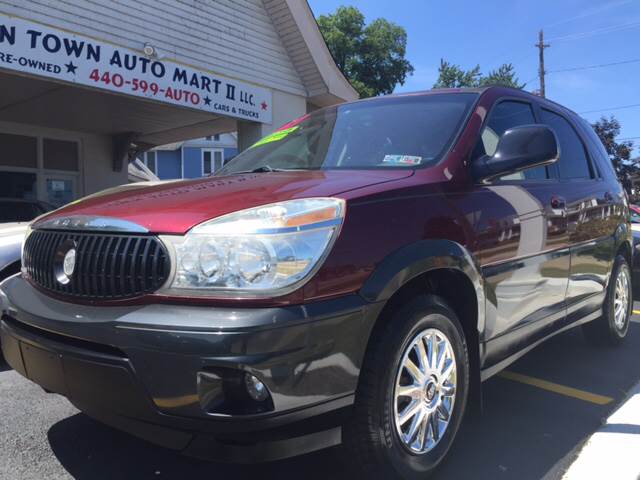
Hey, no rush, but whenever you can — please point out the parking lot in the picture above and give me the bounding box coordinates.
[2,306,640,480]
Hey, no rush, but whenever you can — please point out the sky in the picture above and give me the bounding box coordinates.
[308,0,640,149]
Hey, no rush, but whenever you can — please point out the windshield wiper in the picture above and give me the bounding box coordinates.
[250,165,283,173]
[222,165,297,175]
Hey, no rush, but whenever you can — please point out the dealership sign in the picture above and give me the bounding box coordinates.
[0,14,273,123]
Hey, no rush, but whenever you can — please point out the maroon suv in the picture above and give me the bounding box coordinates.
[0,87,633,479]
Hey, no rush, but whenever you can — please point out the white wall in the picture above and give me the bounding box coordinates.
[0,0,306,97]
[83,134,128,194]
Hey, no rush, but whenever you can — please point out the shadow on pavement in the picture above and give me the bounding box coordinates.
[46,325,640,480]
[435,325,640,480]
[48,413,350,480]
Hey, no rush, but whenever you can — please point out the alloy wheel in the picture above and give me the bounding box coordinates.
[614,266,631,330]
[393,327,457,454]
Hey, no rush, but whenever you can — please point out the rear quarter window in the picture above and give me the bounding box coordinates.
[576,117,617,180]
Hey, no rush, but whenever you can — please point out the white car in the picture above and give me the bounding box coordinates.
[0,199,55,281]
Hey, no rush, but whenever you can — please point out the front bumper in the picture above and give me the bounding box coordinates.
[0,275,382,462]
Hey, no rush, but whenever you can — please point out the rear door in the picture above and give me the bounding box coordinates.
[538,107,613,318]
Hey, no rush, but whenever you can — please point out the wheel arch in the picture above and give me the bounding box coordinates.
[360,239,485,334]
[613,222,632,266]
[359,239,485,413]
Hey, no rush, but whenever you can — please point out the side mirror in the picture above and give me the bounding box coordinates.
[472,124,559,182]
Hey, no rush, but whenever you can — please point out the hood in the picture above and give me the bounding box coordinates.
[34,170,413,234]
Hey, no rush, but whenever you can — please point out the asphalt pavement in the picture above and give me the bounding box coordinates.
[2,305,640,480]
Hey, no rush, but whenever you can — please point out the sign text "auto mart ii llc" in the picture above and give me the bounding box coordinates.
[0,14,273,123]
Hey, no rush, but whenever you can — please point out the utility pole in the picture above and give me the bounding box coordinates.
[535,30,550,97]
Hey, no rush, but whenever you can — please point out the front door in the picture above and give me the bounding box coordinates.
[472,99,570,365]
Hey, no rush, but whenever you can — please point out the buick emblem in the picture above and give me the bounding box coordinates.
[63,249,76,277]
[54,240,78,285]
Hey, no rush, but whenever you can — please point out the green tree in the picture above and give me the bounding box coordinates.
[317,6,414,98]
[433,59,525,89]
[592,115,635,174]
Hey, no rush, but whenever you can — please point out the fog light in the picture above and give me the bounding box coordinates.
[244,373,268,402]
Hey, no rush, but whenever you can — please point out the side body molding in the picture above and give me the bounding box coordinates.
[359,239,486,338]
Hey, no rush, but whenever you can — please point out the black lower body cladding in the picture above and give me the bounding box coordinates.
[0,275,383,462]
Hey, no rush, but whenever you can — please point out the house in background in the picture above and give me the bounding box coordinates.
[141,133,238,180]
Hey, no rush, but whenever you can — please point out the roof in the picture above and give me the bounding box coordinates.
[333,86,584,119]
[263,0,359,106]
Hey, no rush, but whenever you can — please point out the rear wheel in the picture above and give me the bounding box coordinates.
[343,294,469,479]
[583,254,632,346]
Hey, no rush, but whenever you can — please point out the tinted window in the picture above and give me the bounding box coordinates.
[477,101,548,181]
[0,171,37,200]
[43,139,79,171]
[541,109,591,179]
[0,201,38,222]
[0,133,37,168]
[577,117,615,179]
[218,93,477,174]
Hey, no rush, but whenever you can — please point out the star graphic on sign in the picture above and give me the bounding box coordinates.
[261,101,268,110]
[203,96,212,106]
[65,62,78,74]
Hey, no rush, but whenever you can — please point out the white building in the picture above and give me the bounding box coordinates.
[0,0,357,207]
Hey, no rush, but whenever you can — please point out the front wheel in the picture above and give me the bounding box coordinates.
[343,295,469,479]
[583,254,632,346]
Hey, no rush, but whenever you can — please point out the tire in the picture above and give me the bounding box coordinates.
[343,294,469,479]
[583,254,632,346]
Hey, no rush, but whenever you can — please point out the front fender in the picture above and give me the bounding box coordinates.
[359,239,485,335]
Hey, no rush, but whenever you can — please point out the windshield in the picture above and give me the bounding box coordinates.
[217,93,477,175]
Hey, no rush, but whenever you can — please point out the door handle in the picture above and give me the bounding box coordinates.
[550,195,566,210]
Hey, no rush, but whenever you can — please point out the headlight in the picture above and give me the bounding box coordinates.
[161,198,345,297]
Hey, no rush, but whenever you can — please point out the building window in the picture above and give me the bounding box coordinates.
[43,138,79,171]
[0,172,37,201]
[202,148,224,176]
[205,134,220,142]
[0,132,79,207]
[0,133,37,168]
[145,151,157,174]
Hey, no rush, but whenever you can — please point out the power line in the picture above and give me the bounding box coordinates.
[545,0,634,29]
[579,103,640,114]
[546,20,640,42]
[547,58,640,74]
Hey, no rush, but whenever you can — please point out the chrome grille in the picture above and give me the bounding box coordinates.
[23,230,170,300]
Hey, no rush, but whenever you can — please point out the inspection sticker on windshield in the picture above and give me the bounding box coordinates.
[382,155,423,165]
